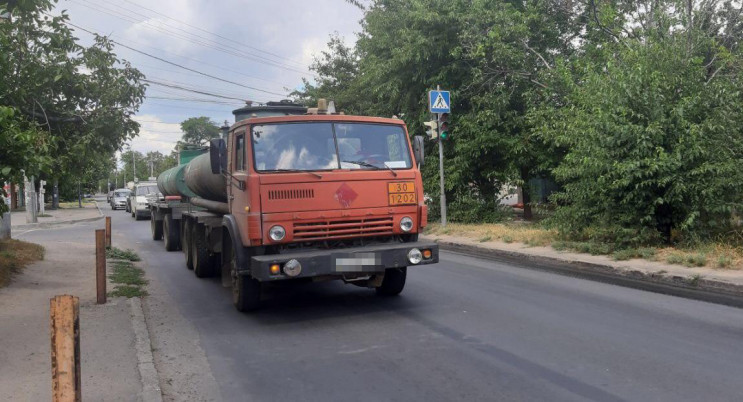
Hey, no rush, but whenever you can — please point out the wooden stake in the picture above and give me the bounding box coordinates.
[50,295,81,402]
[96,229,106,304]
[105,216,112,249]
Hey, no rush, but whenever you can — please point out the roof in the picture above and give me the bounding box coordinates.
[230,114,406,131]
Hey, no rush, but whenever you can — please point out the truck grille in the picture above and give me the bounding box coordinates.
[268,189,315,200]
[293,217,394,241]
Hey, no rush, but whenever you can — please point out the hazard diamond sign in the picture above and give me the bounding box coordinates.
[428,90,451,113]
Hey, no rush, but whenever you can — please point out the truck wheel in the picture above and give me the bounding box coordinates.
[192,225,216,278]
[230,247,260,312]
[183,220,193,270]
[151,214,163,240]
[163,213,180,251]
[375,267,407,296]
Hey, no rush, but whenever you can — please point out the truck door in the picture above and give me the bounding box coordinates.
[231,130,250,244]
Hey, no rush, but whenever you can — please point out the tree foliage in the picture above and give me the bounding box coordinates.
[0,0,145,207]
[179,117,220,148]
[299,0,743,243]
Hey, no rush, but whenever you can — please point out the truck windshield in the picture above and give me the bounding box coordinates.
[251,122,412,172]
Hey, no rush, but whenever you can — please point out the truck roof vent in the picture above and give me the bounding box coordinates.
[268,189,315,201]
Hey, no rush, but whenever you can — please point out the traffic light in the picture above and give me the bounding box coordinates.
[423,120,438,140]
[438,113,450,140]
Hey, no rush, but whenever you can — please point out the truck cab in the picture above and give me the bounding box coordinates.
[213,111,439,311]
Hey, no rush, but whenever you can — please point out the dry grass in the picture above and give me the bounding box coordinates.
[425,223,743,270]
[425,222,557,247]
[57,201,93,209]
[0,239,45,288]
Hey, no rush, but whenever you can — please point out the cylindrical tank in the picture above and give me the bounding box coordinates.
[184,153,227,202]
[157,165,196,198]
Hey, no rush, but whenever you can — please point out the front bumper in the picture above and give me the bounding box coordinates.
[249,241,438,281]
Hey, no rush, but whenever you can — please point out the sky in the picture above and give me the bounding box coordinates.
[51,0,364,160]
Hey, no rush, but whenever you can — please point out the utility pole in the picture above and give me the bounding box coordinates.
[132,145,137,182]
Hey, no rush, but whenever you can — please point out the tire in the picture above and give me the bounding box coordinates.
[183,220,193,270]
[151,213,163,240]
[230,245,260,312]
[163,213,180,251]
[375,267,407,296]
[134,210,141,220]
[192,224,216,278]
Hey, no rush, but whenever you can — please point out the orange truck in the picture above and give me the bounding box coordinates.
[151,100,439,311]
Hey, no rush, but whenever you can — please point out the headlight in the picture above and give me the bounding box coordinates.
[407,248,422,264]
[269,225,286,241]
[400,216,414,232]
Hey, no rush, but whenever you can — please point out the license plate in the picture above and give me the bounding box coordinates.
[388,182,416,205]
[335,253,380,271]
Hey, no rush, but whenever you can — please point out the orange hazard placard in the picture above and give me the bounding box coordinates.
[388,182,416,205]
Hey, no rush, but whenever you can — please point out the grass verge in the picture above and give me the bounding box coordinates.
[108,260,148,298]
[0,239,45,288]
[425,223,743,270]
[106,247,141,261]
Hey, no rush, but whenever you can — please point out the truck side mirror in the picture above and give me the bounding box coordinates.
[412,135,425,167]
[209,138,227,174]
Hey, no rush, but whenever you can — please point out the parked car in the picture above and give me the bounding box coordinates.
[128,182,161,220]
[110,189,131,210]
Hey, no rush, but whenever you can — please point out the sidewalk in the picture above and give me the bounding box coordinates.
[424,234,743,302]
[9,202,102,232]
[0,219,145,400]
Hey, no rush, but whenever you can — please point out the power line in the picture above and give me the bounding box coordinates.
[147,96,243,105]
[72,0,313,75]
[142,78,247,101]
[59,18,290,98]
[118,0,307,67]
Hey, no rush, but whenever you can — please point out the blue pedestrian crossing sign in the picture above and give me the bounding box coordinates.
[429,90,451,113]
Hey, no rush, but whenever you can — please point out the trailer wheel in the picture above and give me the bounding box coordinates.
[150,213,163,240]
[375,267,407,296]
[230,246,260,312]
[192,224,216,278]
[163,213,180,251]
[182,219,193,270]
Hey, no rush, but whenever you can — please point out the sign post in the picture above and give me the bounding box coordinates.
[428,86,451,226]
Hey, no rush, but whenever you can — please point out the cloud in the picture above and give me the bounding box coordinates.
[56,0,364,156]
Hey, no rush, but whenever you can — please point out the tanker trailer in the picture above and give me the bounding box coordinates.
[149,148,207,252]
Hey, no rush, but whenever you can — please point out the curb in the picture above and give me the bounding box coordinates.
[128,298,163,402]
[11,215,103,231]
[11,201,104,232]
[432,238,743,308]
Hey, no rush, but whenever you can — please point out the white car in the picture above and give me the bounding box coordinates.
[128,183,161,220]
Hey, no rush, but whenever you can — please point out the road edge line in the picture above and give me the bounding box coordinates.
[128,297,163,402]
[433,239,743,308]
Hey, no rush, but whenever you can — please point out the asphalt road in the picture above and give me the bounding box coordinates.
[107,207,743,402]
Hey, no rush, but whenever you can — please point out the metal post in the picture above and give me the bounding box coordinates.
[95,229,106,304]
[50,295,81,402]
[39,180,46,216]
[436,85,447,226]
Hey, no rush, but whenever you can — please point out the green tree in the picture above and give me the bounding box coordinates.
[536,1,743,245]
[179,117,220,147]
[0,0,146,208]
